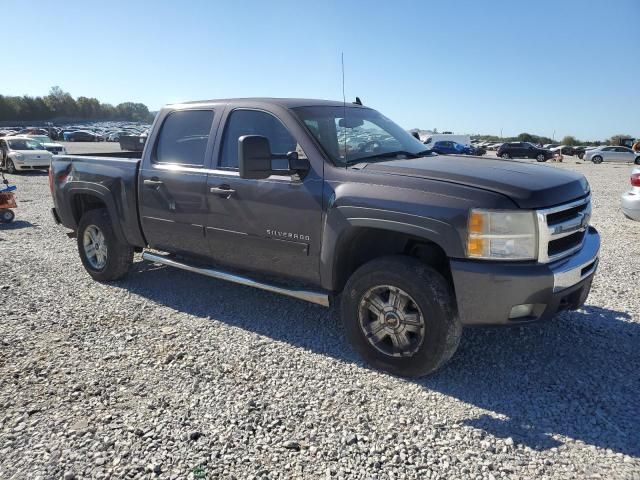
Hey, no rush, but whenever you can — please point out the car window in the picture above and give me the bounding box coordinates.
[154,110,214,166]
[616,147,632,153]
[8,139,43,150]
[602,147,614,151]
[220,109,306,170]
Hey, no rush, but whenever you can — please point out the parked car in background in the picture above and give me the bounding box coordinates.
[572,146,588,159]
[422,133,471,147]
[0,137,52,173]
[497,142,553,162]
[550,145,576,156]
[486,142,503,151]
[66,130,104,142]
[25,135,67,155]
[18,127,49,136]
[430,141,485,156]
[621,168,640,221]
[584,146,640,164]
[543,144,560,150]
[106,131,128,142]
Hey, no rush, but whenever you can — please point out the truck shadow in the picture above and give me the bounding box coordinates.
[121,261,639,458]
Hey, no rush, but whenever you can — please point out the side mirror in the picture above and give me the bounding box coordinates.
[238,135,273,179]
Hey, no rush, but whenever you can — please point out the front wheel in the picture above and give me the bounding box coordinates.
[341,256,462,377]
[635,157,640,165]
[77,209,133,281]
[592,155,603,164]
[501,153,510,159]
[536,154,547,162]
[6,159,17,174]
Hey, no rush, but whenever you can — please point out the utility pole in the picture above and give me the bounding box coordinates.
[500,128,503,139]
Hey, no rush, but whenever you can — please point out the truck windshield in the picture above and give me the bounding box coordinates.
[292,106,429,166]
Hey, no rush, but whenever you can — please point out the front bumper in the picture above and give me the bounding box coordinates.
[451,226,600,325]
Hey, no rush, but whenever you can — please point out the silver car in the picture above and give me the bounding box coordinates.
[621,168,640,221]
[584,146,640,164]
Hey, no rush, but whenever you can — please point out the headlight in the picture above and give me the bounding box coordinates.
[467,209,537,260]
[13,152,23,160]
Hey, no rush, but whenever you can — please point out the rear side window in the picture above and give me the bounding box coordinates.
[155,110,214,166]
[220,109,304,170]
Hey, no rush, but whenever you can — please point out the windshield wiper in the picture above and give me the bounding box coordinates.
[346,149,433,165]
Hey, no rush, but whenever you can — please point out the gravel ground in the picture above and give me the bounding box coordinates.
[0,154,639,480]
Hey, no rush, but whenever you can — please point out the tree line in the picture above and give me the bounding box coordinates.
[0,86,154,123]
[472,132,635,146]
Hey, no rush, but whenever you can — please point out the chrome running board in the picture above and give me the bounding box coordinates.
[142,252,330,307]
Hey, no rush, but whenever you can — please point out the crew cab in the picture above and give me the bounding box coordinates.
[50,98,600,376]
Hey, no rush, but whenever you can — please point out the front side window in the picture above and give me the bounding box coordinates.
[220,109,305,170]
[293,106,428,166]
[155,110,214,166]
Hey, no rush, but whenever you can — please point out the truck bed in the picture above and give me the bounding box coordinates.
[50,154,146,248]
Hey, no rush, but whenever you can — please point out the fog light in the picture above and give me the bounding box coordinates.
[509,304,534,319]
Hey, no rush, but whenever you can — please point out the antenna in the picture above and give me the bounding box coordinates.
[341,52,347,168]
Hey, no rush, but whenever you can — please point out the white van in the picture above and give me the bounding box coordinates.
[422,134,471,148]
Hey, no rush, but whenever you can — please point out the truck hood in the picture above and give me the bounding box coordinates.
[364,155,590,209]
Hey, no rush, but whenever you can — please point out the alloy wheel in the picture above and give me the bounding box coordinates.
[358,285,426,357]
[83,225,108,270]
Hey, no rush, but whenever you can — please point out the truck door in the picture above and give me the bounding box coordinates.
[204,108,323,284]
[138,108,219,256]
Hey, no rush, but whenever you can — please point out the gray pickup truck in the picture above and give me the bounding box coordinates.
[50,98,600,376]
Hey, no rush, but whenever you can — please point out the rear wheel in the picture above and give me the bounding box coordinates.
[592,155,603,164]
[536,154,546,162]
[635,157,640,165]
[341,256,462,377]
[77,208,133,281]
[0,209,14,223]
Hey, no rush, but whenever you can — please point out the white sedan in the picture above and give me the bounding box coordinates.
[621,168,640,221]
[584,146,640,165]
[0,137,53,173]
[25,135,67,155]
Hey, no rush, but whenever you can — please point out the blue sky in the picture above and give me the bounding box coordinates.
[2,0,638,140]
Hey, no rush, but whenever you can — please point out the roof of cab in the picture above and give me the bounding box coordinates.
[167,97,369,109]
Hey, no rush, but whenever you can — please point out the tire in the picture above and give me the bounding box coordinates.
[578,153,584,160]
[6,159,17,174]
[77,208,133,281]
[635,157,640,165]
[0,209,14,223]
[500,153,510,159]
[592,155,603,164]
[341,255,462,377]
[536,154,546,162]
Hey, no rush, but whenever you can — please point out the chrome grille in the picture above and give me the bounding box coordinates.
[536,195,591,263]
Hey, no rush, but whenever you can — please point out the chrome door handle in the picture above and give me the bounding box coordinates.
[210,186,235,197]
[143,179,163,187]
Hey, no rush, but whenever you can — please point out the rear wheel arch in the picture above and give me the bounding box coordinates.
[69,190,127,243]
